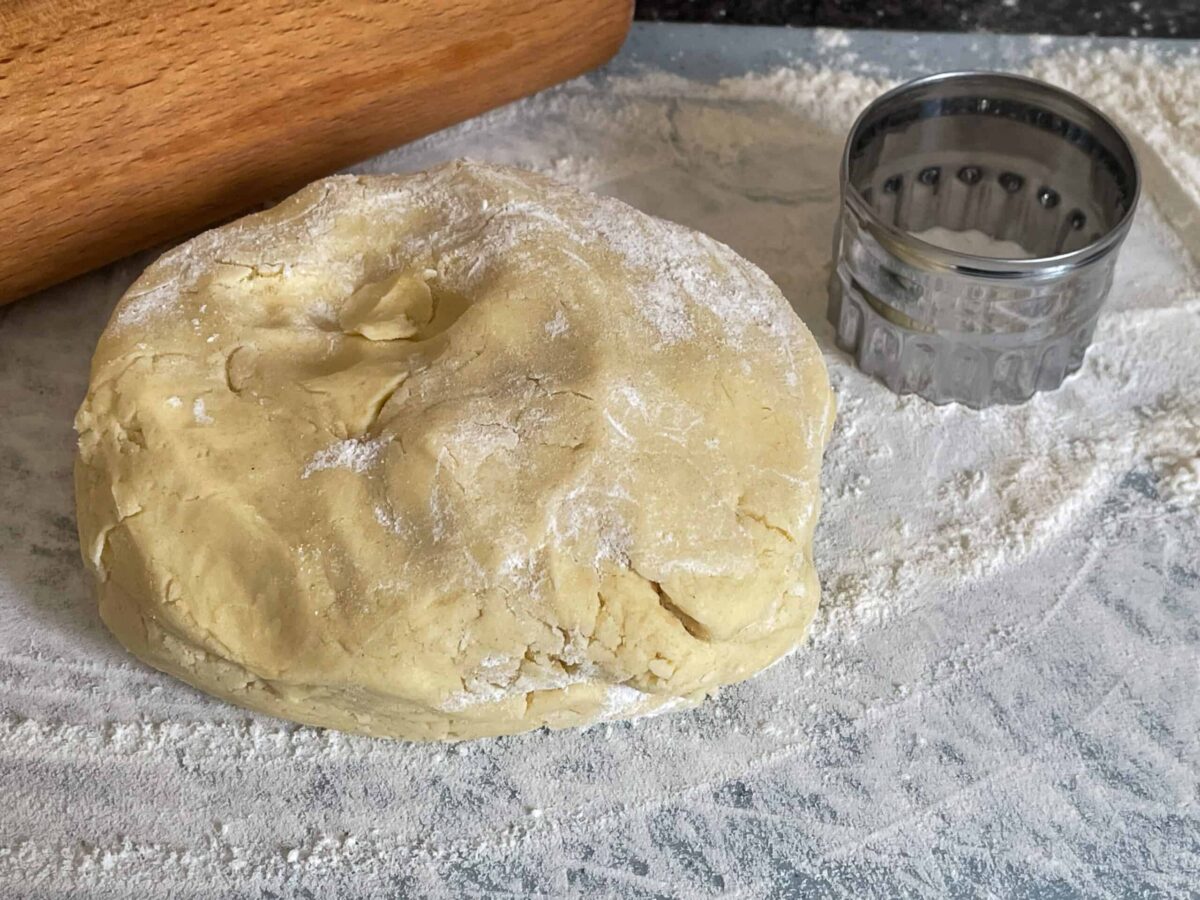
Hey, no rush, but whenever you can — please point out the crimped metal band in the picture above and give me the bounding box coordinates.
[828,71,1139,408]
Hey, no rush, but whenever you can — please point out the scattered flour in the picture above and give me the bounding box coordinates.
[190,398,212,426]
[112,283,177,329]
[0,35,1197,900]
[302,436,390,478]
[544,308,569,337]
[913,226,1035,259]
[815,28,852,50]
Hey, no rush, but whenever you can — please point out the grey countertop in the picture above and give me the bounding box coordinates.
[611,20,1197,78]
[635,0,1200,39]
[1,23,1197,899]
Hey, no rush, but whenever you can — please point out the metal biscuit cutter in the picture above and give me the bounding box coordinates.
[828,71,1140,408]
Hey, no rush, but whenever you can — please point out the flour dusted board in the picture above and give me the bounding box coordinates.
[1,26,1198,897]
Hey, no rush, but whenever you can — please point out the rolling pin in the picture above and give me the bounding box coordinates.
[0,0,633,305]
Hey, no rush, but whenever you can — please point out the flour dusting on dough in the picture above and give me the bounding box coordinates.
[303,437,391,477]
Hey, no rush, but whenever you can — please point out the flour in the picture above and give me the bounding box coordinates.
[190,398,212,425]
[1,36,1198,899]
[1031,47,1200,255]
[544,308,569,337]
[913,226,1035,258]
[302,436,391,478]
[112,283,178,330]
[372,504,411,537]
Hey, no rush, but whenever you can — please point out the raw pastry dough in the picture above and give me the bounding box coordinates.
[74,161,834,740]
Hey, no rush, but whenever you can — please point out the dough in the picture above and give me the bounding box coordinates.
[74,161,834,741]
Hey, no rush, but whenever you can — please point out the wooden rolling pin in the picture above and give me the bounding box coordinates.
[0,0,633,305]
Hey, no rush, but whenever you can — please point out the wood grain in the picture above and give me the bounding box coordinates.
[0,0,633,304]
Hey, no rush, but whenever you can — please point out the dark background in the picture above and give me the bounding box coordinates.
[635,0,1200,37]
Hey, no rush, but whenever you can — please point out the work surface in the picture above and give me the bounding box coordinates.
[2,25,1198,898]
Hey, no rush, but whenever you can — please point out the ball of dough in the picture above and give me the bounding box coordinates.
[74,161,834,741]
